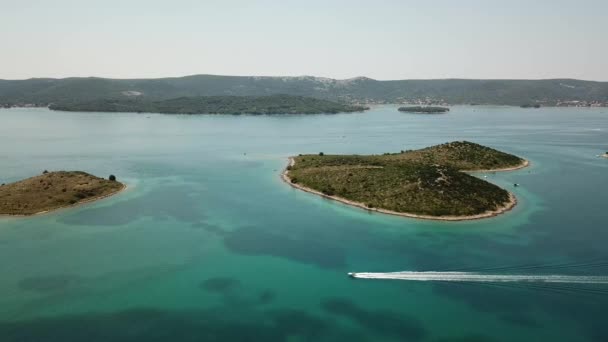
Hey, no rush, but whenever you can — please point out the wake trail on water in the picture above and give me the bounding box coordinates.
[440,258,608,273]
[352,271,608,284]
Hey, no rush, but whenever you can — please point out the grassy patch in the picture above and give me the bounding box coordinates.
[288,141,524,217]
[0,171,123,215]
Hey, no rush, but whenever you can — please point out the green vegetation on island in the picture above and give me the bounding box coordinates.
[1,75,607,107]
[398,106,450,113]
[0,171,124,215]
[48,95,368,114]
[397,141,527,171]
[284,141,527,219]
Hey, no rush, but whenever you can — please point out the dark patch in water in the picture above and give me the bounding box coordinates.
[499,313,540,328]
[0,307,363,342]
[258,289,276,304]
[433,334,496,342]
[267,309,329,339]
[18,275,79,293]
[190,222,205,229]
[433,282,532,314]
[223,226,345,269]
[60,186,206,226]
[433,282,608,341]
[191,222,228,236]
[199,277,240,293]
[321,297,426,340]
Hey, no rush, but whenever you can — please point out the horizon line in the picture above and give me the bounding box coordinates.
[1,74,606,83]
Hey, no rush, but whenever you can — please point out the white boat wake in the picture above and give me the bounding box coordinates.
[349,271,608,284]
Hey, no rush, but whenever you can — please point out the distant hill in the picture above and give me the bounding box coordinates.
[48,95,368,114]
[1,75,608,107]
[398,106,450,114]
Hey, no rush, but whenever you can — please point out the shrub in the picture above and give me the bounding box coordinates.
[43,170,49,174]
[109,175,117,181]
[322,187,335,196]
[291,178,298,184]
[319,152,324,156]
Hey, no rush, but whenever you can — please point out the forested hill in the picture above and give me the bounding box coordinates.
[1,75,607,107]
[48,95,368,115]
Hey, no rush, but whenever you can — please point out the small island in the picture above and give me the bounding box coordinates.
[49,95,369,115]
[0,171,125,216]
[603,152,608,159]
[282,141,528,221]
[520,104,541,108]
[398,106,450,114]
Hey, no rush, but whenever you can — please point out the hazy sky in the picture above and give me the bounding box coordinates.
[2,0,607,80]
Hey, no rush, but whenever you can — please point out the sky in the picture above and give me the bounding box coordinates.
[1,0,607,81]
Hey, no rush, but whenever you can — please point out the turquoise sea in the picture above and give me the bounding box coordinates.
[1,106,607,341]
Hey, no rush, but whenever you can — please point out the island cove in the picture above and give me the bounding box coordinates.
[282,141,528,221]
[0,171,125,216]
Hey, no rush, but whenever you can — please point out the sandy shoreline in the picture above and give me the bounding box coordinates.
[282,157,524,221]
[0,183,127,218]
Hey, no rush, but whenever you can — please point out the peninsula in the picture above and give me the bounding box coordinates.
[0,171,125,216]
[49,95,368,115]
[282,141,528,220]
[398,106,450,114]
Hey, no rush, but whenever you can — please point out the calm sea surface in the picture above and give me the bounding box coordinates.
[1,106,607,341]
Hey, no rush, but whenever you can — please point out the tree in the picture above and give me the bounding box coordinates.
[319,152,324,156]
[109,175,117,181]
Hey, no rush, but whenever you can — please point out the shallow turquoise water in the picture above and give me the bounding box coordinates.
[1,106,607,341]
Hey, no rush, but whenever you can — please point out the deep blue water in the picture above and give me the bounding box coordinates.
[1,106,608,341]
